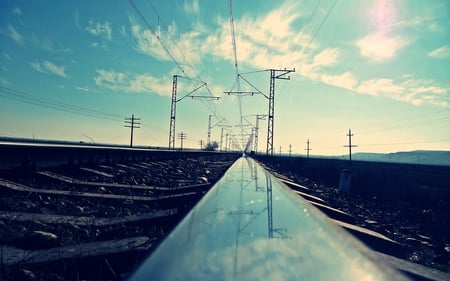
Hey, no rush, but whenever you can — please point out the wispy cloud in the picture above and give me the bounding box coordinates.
[12,7,22,16]
[126,1,447,109]
[3,53,12,61]
[75,86,90,92]
[86,19,112,40]
[129,16,203,72]
[356,78,403,97]
[230,2,310,68]
[30,34,72,53]
[74,9,81,29]
[129,17,170,61]
[321,72,358,91]
[0,77,8,86]
[428,45,450,59]
[356,32,410,61]
[30,60,68,78]
[128,1,313,74]
[44,61,68,78]
[312,48,340,67]
[7,25,23,44]
[94,69,169,96]
[184,0,200,15]
[3,24,70,53]
[30,61,44,73]
[355,77,449,107]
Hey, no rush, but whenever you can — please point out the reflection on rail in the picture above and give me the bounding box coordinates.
[128,156,408,281]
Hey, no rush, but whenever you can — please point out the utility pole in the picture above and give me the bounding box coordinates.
[344,129,357,165]
[178,132,187,150]
[228,134,234,151]
[225,133,228,151]
[289,144,292,157]
[266,68,295,156]
[279,145,282,156]
[305,139,311,159]
[124,114,140,148]
[199,139,204,150]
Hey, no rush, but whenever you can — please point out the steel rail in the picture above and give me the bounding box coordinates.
[128,156,408,281]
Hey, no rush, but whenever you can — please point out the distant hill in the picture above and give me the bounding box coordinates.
[351,150,450,166]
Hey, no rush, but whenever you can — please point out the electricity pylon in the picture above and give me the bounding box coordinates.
[168,75,219,150]
[207,114,225,145]
[266,68,295,156]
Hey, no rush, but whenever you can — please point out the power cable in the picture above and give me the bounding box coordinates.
[294,0,338,67]
[359,109,450,135]
[0,86,124,121]
[130,0,226,131]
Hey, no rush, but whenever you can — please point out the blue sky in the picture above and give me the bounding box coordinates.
[0,0,449,155]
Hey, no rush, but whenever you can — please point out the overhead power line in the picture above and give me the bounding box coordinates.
[0,86,124,121]
[294,0,338,66]
[129,0,228,136]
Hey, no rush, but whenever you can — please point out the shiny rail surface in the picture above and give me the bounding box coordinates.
[128,156,408,281]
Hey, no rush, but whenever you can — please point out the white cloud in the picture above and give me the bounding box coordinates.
[12,7,22,16]
[129,17,171,61]
[356,78,403,97]
[356,31,410,61]
[30,61,68,78]
[43,61,68,78]
[86,19,112,40]
[30,61,43,73]
[74,9,81,29]
[3,53,12,61]
[94,69,170,96]
[428,45,450,59]
[355,77,449,107]
[321,72,358,91]
[129,16,203,74]
[230,2,309,68]
[8,25,23,44]
[0,77,8,86]
[200,2,314,71]
[76,86,90,92]
[119,25,127,37]
[128,2,312,75]
[184,0,200,15]
[312,48,340,67]
[30,34,72,53]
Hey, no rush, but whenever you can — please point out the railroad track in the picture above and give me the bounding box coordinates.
[0,142,240,280]
[0,142,448,280]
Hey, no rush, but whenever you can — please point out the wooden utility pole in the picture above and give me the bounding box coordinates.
[305,139,311,158]
[344,129,357,165]
[124,114,140,148]
[178,132,186,150]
